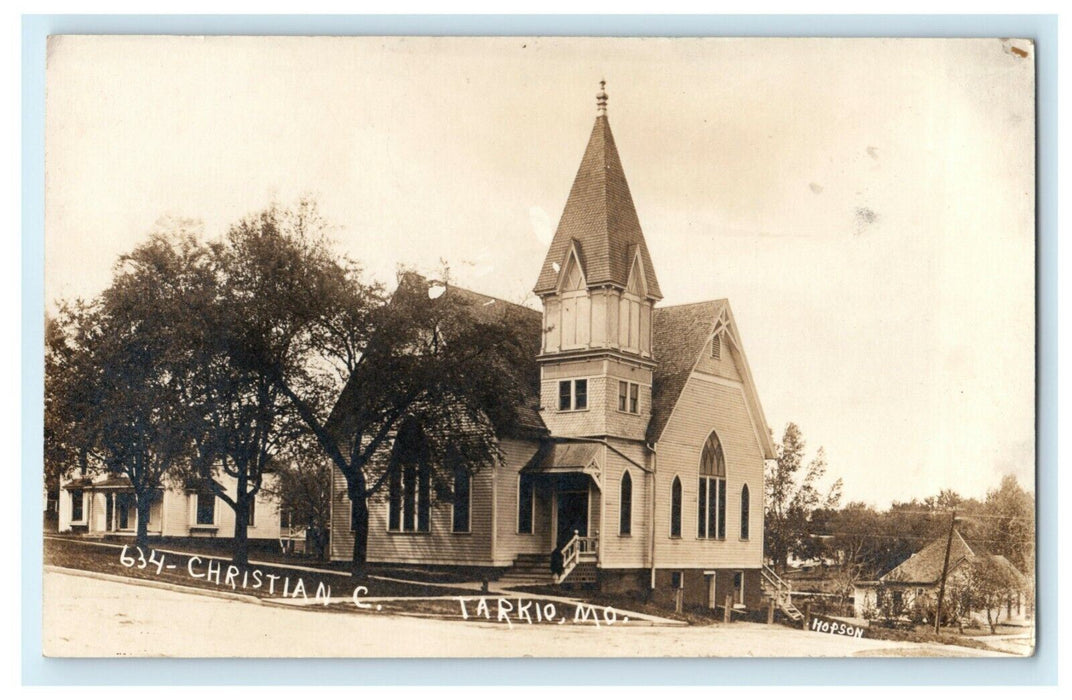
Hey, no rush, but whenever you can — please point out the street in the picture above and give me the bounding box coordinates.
[42,570,1004,658]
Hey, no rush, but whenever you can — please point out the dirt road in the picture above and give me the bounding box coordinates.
[42,571,1002,658]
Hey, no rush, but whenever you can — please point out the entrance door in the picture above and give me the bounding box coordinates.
[556,490,589,548]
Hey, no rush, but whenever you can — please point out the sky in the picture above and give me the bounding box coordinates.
[44,36,1036,508]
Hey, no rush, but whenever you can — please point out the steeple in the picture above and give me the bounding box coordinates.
[533,84,659,442]
[533,82,662,300]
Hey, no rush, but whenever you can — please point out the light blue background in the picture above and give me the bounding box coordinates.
[22,14,1058,685]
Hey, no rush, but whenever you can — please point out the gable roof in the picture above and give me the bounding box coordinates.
[647,300,726,443]
[647,300,777,458]
[533,115,662,300]
[327,275,547,439]
[881,529,975,584]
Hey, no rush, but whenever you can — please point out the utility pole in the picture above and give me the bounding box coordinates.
[934,510,957,634]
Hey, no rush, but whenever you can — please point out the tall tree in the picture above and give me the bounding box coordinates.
[764,423,842,571]
[982,475,1034,573]
[45,232,209,548]
[203,200,534,577]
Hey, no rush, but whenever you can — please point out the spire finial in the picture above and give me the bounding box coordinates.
[596,80,608,116]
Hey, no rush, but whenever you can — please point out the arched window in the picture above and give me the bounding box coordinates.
[698,431,727,539]
[388,420,431,533]
[740,484,750,540]
[670,476,682,537]
[619,471,632,536]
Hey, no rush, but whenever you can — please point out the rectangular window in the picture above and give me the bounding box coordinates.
[452,466,471,534]
[196,492,216,525]
[574,379,587,409]
[671,571,683,589]
[717,478,727,539]
[698,477,726,539]
[697,478,707,538]
[559,380,572,410]
[517,474,534,534]
[618,381,640,414]
[70,490,84,522]
[558,379,588,411]
[117,492,134,530]
[388,467,402,531]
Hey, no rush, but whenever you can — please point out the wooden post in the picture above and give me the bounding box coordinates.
[767,599,775,624]
[934,510,958,634]
[724,595,733,623]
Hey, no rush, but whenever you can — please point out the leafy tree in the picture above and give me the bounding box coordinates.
[982,475,1034,574]
[961,556,1024,634]
[262,435,332,560]
[45,232,209,548]
[764,423,841,571]
[211,201,534,577]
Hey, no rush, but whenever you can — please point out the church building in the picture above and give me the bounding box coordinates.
[328,84,778,611]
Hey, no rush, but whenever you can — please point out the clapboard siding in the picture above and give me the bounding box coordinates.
[495,438,551,563]
[694,337,742,382]
[599,440,651,568]
[653,375,764,569]
[330,439,540,565]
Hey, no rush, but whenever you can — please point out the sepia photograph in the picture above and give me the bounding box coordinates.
[41,35,1036,659]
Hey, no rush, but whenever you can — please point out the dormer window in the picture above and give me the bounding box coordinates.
[558,379,588,411]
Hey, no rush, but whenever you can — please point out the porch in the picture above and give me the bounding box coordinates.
[506,441,604,584]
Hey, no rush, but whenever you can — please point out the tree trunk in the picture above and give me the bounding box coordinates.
[233,471,250,568]
[135,491,152,550]
[351,494,369,579]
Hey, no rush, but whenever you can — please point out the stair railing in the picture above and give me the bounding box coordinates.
[554,531,599,583]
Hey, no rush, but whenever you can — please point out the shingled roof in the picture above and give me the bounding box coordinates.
[881,529,975,584]
[646,300,727,443]
[327,275,547,439]
[533,114,662,300]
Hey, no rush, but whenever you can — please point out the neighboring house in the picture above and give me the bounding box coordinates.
[57,472,283,541]
[327,85,778,611]
[853,528,1028,619]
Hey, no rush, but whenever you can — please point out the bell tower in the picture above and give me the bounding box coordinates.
[534,82,662,441]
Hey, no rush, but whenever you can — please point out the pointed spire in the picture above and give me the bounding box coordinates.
[596,80,608,116]
[533,86,662,299]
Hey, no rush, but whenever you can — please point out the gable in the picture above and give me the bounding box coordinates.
[649,300,775,459]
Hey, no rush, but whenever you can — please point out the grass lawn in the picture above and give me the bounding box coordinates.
[44,536,475,600]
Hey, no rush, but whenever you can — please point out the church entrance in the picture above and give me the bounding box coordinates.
[555,474,590,548]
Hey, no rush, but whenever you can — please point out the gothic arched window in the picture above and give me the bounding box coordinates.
[740,484,751,540]
[698,431,727,539]
[620,471,632,536]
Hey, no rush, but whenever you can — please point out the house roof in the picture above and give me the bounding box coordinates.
[647,300,726,442]
[533,114,662,300]
[327,275,547,439]
[523,441,601,473]
[646,300,777,458]
[881,529,975,584]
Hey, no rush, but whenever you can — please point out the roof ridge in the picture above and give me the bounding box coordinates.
[655,299,728,311]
